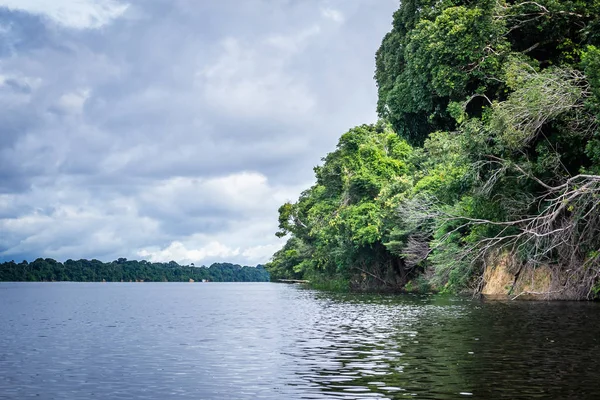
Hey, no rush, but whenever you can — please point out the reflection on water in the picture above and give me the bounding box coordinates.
[1,282,599,399]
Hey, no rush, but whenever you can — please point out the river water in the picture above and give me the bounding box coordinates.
[1,282,599,399]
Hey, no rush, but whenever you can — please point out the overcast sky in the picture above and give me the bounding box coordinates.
[0,0,398,266]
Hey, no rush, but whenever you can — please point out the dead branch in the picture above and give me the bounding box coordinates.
[451,169,600,299]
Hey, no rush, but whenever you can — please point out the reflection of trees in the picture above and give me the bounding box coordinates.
[292,294,600,399]
[294,294,474,399]
[461,301,600,399]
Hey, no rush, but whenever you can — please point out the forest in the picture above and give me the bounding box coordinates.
[0,258,270,282]
[267,0,600,299]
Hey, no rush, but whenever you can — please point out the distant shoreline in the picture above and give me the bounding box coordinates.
[0,259,270,283]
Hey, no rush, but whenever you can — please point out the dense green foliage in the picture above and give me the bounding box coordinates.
[0,258,269,282]
[269,123,415,290]
[268,0,600,298]
[375,0,600,146]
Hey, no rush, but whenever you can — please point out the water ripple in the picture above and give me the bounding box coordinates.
[1,282,599,399]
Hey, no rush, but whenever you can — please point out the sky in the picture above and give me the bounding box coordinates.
[0,0,398,266]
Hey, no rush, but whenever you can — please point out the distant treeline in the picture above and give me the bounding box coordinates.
[0,258,270,282]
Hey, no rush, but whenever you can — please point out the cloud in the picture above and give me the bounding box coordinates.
[198,35,317,120]
[0,171,304,264]
[321,8,345,23]
[0,0,399,265]
[138,240,240,265]
[0,0,129,29]
[241,244,283,263]
[55,89,90,114]
[138,240,282,265]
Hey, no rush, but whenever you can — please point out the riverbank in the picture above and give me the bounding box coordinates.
[293,259,598,301]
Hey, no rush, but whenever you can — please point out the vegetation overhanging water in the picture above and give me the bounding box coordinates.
[266,0,600,300]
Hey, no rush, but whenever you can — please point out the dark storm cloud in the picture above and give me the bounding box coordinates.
[0,0,398,264]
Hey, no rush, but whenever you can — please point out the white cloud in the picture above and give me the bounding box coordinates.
[198,35,316,119]
[131,170,298,264]
[57,89,90,114]
[0,171,304,264]
[0,0,129,29]
[138,240,284,265]
[137,240,240,265]
[241,243,283,263]
[266,25,321,52]
[0,198,160,261]
[138,172,298,217]
[321,8,345,23]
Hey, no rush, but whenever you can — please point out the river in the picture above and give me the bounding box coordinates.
[1,282,599,399]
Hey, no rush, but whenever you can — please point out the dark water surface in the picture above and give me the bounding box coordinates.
[1,283,599,399]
